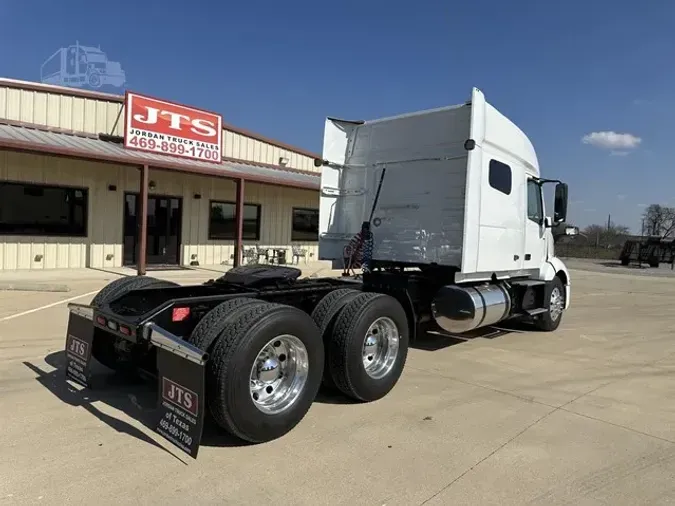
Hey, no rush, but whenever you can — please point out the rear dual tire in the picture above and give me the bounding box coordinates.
[192,299,324,443]
[197,290,410,443]
[310,288,361,390]
[314,290,410,402]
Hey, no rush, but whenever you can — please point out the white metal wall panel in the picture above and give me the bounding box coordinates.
[0,150,320,271]
[6,88,21,121]
[46,93,60,127]
[20,90,34,123]
[223,130,234,158]
[33,92,47,124]
[71,96,85,131]
[59,95,72,130]
[223,129,319,173]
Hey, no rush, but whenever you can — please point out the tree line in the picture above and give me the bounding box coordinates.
[561,204,675,250]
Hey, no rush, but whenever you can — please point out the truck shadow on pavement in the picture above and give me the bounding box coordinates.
[22,323,527,452]
[22,351,259,459]
[410,323,524,351]
[23,350,373,448]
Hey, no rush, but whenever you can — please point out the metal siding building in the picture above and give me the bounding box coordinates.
[0,79,322,271]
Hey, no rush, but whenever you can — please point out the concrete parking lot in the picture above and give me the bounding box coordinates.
[1,263,674,505]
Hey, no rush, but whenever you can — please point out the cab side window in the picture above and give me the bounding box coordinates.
[527,179,543,223]
[488,159,512,195]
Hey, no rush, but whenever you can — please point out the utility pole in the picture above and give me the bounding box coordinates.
[639,218,645,269]
[607,214,611,231]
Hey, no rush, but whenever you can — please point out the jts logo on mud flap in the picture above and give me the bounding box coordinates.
[162,377,198,416]
[67,335,89,359]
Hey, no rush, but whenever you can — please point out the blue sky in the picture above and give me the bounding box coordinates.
[1,0,674,232]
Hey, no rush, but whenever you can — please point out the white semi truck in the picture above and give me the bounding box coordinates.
[63,88,577,458]
[318,87,577,334]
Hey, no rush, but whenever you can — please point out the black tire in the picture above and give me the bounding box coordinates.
[328,292,409,402]
[90,276,179,371]
[534,276,566,332]
[187,297,266,353]
[206,302,324,443]
[620,256,630,266]
[310,288,361,390]
[91,275,178,307]
[649,257,660,268]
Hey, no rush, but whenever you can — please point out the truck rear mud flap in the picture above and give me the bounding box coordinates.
[65,303,209,459]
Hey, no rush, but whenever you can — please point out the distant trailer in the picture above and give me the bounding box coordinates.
[619,236,675,267]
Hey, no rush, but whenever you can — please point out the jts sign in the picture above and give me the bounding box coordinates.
[123,92,223,163]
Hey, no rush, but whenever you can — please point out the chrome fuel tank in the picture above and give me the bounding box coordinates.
[431,283,511,334]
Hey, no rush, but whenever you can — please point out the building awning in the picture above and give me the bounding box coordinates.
[0,122,320,190]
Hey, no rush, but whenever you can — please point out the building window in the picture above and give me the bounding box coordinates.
[0,181,88,237]
[208,201,261,240]
[488,159,512,195]
[527,179,543,224]
[291,207,319,241]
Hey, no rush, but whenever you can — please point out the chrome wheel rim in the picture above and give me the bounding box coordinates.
[362,316,400,379]
[550,287,564,321]
[250,335,309,415]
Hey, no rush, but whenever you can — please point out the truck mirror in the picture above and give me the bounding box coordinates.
[554,183,568,223]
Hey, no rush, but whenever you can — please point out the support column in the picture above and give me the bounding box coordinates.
[233,178,245,267]
[137,164,149,276]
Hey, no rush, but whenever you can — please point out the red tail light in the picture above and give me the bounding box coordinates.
[96,315,106,326]
[119,325,131,336]
[172,307,191,322]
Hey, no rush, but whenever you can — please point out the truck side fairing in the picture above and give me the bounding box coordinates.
[318,88,542,281]
[319,104,469,268]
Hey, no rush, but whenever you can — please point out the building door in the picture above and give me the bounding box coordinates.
[123,193,182,266]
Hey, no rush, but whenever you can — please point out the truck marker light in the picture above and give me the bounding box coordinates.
[172,307,191,322]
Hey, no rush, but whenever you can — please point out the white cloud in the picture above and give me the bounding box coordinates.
[617,194,626,200]
[637,203,647,208]
[581,131,642,151]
